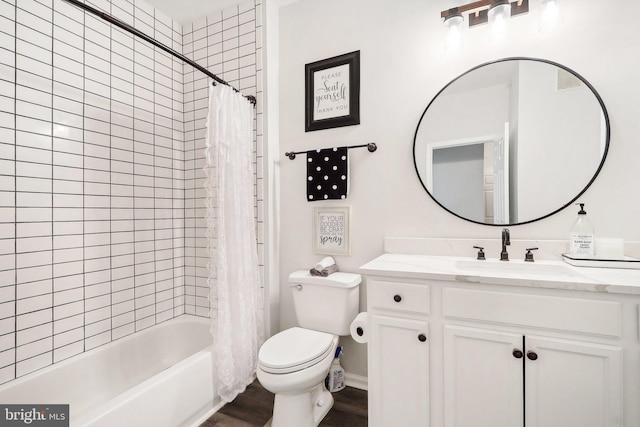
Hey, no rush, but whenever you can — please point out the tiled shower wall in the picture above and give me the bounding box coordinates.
[0,0,263,385]
[182,1,263,317]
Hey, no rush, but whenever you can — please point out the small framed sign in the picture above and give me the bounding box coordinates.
[305,51,360,132]
[313,206,351,256]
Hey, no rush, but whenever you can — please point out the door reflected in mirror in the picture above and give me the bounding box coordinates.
[414,58,609,226]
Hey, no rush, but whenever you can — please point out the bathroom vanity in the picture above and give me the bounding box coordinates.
[360,252,640,427]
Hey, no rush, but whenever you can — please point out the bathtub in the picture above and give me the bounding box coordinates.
[0,316,220,427]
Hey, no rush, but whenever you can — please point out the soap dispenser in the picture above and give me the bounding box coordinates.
[569,203,595,256]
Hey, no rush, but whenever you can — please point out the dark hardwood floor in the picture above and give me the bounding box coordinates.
[201,379,368,427]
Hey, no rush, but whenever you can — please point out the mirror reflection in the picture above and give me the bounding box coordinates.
[413,58,609,225]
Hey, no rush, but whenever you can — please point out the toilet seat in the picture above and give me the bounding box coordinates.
[259,327,335,374]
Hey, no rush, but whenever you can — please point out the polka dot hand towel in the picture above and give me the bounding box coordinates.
[306,147,349,201]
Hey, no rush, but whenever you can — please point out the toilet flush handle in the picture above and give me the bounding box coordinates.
[292,284,303,291]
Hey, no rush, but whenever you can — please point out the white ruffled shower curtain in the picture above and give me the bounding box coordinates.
[204,83,264,403]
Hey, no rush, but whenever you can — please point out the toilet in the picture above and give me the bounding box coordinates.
[257,270,361,427]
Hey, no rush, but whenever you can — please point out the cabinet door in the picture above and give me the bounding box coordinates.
[369,315,429,427]
[525,336,623,427]
[443,325,524,427]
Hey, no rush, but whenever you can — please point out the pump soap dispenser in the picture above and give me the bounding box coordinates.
[570,203,595,256]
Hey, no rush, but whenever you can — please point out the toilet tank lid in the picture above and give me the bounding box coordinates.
[289,270,361,288]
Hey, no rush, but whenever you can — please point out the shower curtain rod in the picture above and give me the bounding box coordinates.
[61,0,257,106]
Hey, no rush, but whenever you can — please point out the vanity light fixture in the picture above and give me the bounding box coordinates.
[441,0,529,29]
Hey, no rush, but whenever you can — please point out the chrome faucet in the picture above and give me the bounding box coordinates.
[500,228,510,261]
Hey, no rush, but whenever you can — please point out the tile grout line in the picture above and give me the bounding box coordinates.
[12,0,17,384]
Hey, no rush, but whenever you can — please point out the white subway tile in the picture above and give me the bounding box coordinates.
[112,288,134,306]
[0,317,14,336]
[52,28,83,54]
[135,314,154,331]
[16,207,53,222]
[52,221,83,236]
[16,192,52,208]
[53,287,83,308]
[85,318,109,338]
[52,208,83,222]
[15,116,52,138]
[53,300,83,321]
[16,222,51,239]
[0,365,14,385]
[16,293,52,315]
[16,308,51,330]
[53,194,83,208]
[53,235,82,251]
[0,348,15,369]
[85,306,110,326]
[53,8,83,34]
[53,313,83,334]
[0,301,15,320]
[112,321,134,340]
[52,327,82,352]
[52,260,83,279]
[52,271,83,291]
[53,339,83,363]
[52,247,83,264]
[16,351,51,377]
[85,330,110,350]
[16,323,51,348]
[16,236,52,254]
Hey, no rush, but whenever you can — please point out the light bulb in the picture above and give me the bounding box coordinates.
[488,0,511,39]
[444,13,464,51]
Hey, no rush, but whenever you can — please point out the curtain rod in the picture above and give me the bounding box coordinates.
[61,0,256,106]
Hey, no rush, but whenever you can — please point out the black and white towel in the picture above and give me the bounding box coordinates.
[306,147,349,201]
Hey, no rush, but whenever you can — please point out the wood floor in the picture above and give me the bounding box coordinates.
[201,380,368,427]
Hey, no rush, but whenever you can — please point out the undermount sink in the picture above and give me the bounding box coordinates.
[454,259,592,281]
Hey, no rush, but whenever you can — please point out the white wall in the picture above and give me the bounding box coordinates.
[276,0,640,379]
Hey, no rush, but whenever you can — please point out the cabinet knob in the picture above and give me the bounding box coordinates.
[527,351,538,361]
[393,294,402,303]
[512,349,524,359]
[418,334,427,342]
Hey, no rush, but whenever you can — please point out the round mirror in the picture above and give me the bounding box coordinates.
[413,57,609,226]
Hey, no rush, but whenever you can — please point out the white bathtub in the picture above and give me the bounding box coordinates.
[0,316,220,427]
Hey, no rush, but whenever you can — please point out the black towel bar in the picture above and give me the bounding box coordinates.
[285,143,377,160]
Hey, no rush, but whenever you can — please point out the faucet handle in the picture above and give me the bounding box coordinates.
[524,247,539,262]
[473,246,486,260]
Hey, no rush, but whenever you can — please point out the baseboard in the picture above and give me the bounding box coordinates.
[345,372,368,391]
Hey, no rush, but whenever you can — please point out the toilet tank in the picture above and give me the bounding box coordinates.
[289,270,361,336]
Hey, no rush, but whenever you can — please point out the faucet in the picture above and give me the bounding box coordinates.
[500,228,510,261]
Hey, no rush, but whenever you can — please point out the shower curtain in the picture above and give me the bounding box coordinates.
[204,83,264,403]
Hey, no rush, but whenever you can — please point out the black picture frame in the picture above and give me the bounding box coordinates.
[305,51,360,132]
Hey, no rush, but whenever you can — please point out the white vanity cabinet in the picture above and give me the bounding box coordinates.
[367,280,430,427]
[361,254,640,427]
[443,326,622,427]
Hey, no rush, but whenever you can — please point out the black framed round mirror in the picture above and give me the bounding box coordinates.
[413,57,610,226]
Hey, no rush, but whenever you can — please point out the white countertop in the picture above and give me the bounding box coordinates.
[359,253,640,295]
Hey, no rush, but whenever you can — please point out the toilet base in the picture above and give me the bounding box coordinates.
[267,383,334,427]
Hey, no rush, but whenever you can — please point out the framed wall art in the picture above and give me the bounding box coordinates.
[305,51,360,132]
[312,206,351,256]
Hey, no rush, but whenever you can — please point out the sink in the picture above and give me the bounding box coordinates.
[454,259,593,281]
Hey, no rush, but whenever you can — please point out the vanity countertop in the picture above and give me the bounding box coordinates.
[359,253,640,295]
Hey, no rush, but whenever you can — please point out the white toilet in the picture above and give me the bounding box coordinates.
[257,270,361,427]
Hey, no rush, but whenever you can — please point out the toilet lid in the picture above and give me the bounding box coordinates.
[259,327,334,374]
